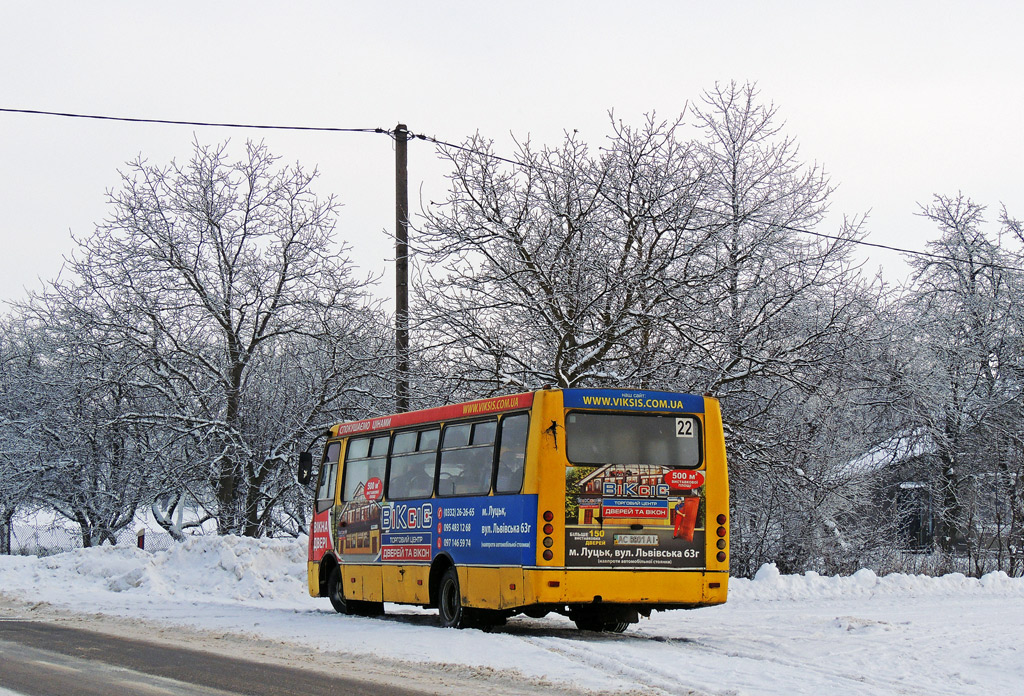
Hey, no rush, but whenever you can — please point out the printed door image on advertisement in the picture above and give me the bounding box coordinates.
[565,463,706,568]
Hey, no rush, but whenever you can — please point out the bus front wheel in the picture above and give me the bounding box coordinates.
[327,566,351,615]
[438,567,467,628]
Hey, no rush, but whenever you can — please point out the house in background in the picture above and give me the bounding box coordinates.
[850,428,1021,569]
[847,431,937,551]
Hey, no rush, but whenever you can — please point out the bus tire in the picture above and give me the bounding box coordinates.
[438,567,467,628]
[327,565,351,615]
[573,613,631,633]
[573,616,602,631]
[352,600,385,617]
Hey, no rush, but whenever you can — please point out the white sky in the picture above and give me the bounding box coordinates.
[2,1,1022,306]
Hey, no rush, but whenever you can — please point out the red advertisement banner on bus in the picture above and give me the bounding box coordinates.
[332,393,534,438]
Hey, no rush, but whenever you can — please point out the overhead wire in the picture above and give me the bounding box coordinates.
[0,107,385,134]
[4,106,1022,274]
[762,221,1024,275]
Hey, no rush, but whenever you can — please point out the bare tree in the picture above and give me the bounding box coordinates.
[414,92,887,575]
[0,306,157,548]
[676,81,885,574]
[415,115,713,396]
[47,139,386,536]
[0,318,39,553]
[895,194,1024,573]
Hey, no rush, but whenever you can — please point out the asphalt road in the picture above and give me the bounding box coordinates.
[0,619,431,696]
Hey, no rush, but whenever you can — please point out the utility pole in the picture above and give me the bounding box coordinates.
[395,123,410,413]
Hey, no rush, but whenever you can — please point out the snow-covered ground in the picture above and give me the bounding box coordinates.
[1,536,1021,695]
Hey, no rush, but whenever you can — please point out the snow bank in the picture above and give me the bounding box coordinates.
[4,538,1023,610]
[0,534,310,609]
[3,539,1024,695]
[732,562,1024,601]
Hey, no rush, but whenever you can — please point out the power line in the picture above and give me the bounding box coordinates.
[5,106,1022,274]
[0,107,387,134]
[409,131,554,173]
[0,107,536,168]
[767,222,1024,275]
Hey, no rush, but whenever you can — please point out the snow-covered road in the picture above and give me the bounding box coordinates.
[1,536,1021,695]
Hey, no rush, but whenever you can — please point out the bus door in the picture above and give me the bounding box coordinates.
[310,441,341,563]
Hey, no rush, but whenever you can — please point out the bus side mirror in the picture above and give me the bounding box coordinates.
[297,451,314,486]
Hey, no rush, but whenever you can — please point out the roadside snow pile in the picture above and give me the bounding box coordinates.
[0,534,310,609]
[3,537,1023,612]
[4,543,1022,696]
[731,562,1024,601]
[150,535,309,605]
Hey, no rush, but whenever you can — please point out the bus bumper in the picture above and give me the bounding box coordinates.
[522,568,728,609]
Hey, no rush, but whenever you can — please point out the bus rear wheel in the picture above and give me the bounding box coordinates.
[573,617,630,633]
[438,567,468,628]
[572,608,632,633]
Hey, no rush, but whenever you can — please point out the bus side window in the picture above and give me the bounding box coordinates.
[387,428,440,500]
[316,442,342,513]
[495,413,529,494]
[439,420,496,497]
[342,436,385,502]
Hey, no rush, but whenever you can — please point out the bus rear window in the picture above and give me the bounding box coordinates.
[565,412,702,468]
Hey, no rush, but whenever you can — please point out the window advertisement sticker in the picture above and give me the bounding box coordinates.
[565,463,706,569]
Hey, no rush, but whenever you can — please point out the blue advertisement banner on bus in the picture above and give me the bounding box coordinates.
[562,389,705,413]
[338,494,538,567]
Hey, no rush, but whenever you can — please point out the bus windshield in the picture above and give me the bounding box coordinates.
[565,412,702,468]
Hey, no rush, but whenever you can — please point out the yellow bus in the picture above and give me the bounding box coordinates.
[299,387,729,631]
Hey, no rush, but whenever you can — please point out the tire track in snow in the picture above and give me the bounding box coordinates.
[624,624,967,696]
[502,622,971,696]
[512,633,703,695]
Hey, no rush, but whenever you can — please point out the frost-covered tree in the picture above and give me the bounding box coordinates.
[42,140,388,537]
[413,86,891,575]
[894,194,1024,573]
[0,306,158,548]
[0,318,39,553]
[415,115,714,396]
[412,87,890,575]
[676,81,885,574]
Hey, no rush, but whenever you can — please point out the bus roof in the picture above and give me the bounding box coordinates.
[328,388,707,439]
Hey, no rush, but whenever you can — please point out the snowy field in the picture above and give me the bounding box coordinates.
[1,536,1022,695]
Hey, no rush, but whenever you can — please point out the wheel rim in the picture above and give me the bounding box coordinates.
[441,579,458,621]
[329,568,346,612]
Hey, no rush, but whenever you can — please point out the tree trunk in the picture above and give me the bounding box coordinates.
[216,359,246,534]
[76,512,94,548]
[0,506,13,555]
